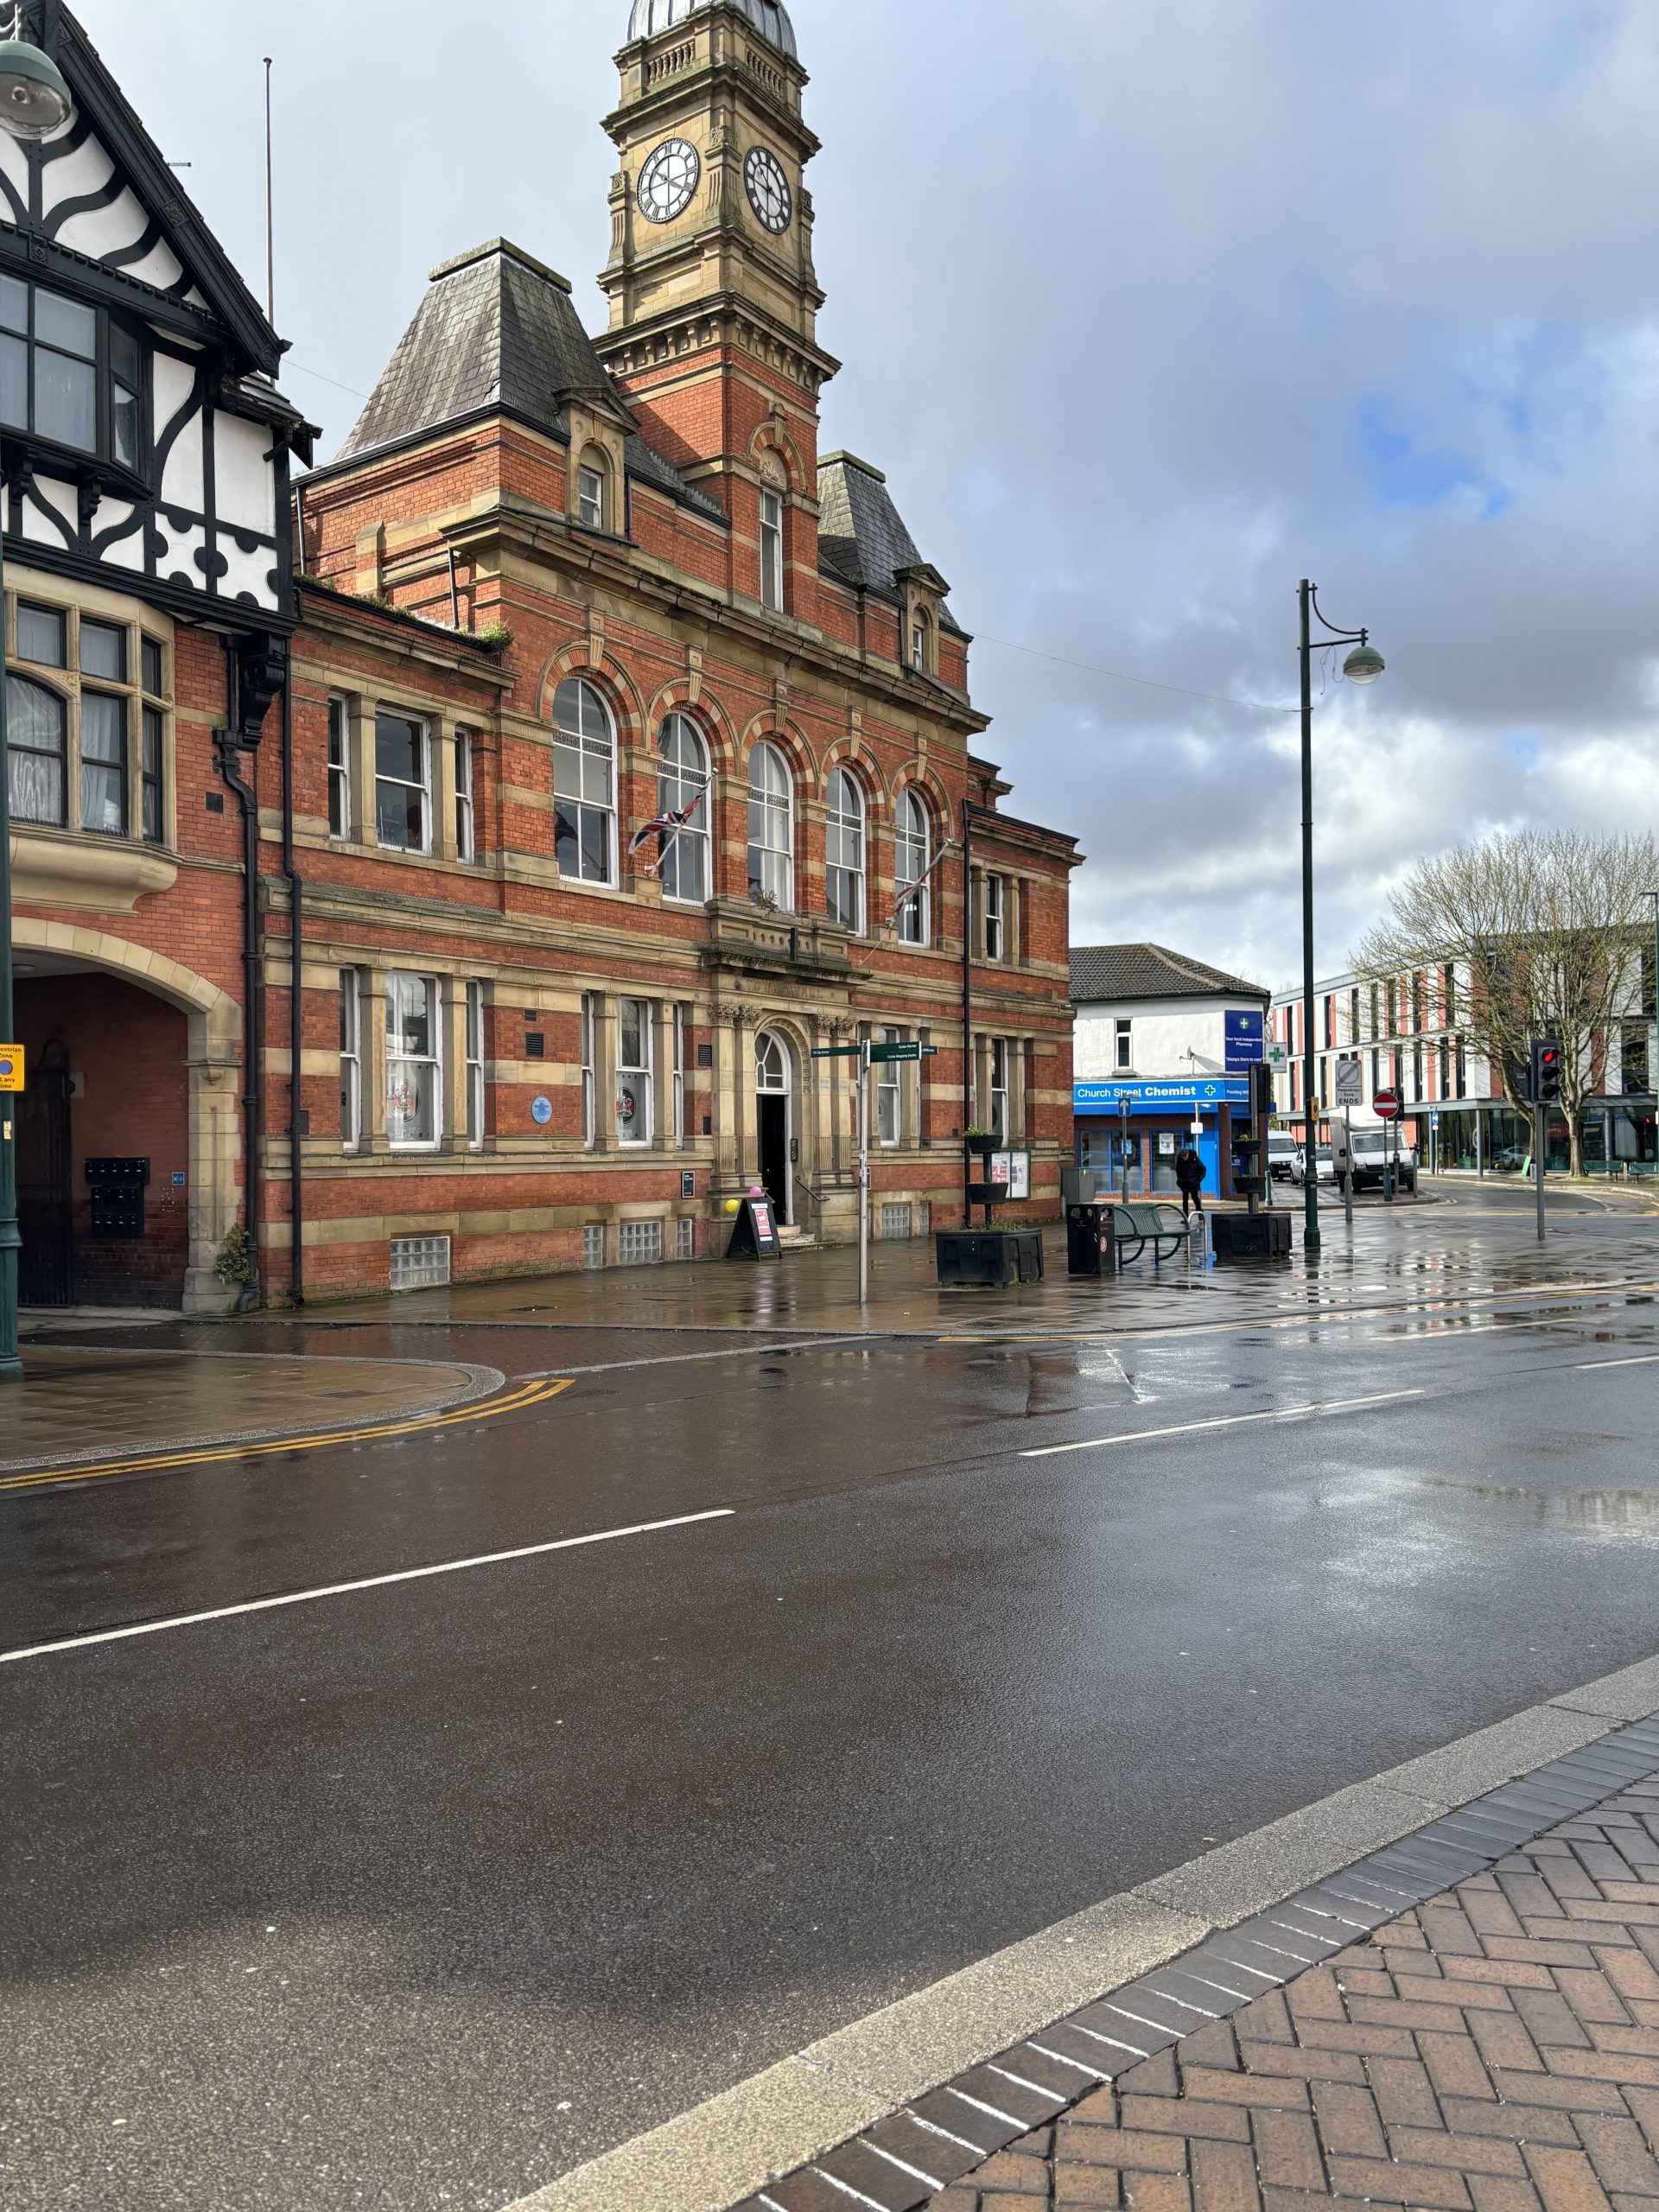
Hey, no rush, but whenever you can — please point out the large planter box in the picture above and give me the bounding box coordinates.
[1211,1212,1294,1260]
[936,1229,1046,1287]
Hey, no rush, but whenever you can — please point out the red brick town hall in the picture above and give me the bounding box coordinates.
[4,0,1077,1310]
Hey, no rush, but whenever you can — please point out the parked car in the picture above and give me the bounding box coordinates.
[1268,1133,1300,1183]
[1290,1146,1337,1185]
[1346,1128,1418,1193]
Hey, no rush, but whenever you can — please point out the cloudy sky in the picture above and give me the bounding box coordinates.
[89,0,1659,992]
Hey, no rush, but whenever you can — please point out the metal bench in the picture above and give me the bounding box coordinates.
[1110,1200,1195,1264]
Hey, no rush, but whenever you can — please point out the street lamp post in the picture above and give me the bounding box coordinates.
[1298,580,1384,1255]
[0,9,75,1378]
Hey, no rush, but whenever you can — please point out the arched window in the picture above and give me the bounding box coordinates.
[895,787,931,945]
[657,712,711,904]
[552,677,616,886]
[756,1031,789,1093]
[824,766,865,933]
[576,448,610,532]
[747,741,793,908]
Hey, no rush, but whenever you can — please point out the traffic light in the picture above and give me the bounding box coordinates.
[1249,1059,1276,1126]
[1530,1039,1564,1105]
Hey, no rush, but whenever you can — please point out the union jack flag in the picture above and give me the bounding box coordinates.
[628,783,708,863]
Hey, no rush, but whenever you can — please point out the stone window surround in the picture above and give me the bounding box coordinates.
[334,964,490,1160]
[327,687,478,866]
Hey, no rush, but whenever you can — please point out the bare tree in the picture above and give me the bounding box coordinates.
[1353,829,1658,1174]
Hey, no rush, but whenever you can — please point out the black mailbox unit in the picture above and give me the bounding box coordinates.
[85,1157,150,1238]
[1067,1202,1118,1278]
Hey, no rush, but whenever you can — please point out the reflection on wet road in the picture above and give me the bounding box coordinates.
[5,1195,1659,2212]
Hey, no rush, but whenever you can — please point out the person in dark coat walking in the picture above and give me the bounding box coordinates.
[1174,1142,1208,1220]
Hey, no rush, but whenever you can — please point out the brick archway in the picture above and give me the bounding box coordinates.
[13,921,242,1315]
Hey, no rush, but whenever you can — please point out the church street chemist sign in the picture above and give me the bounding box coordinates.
[1075,1077,1250,1111]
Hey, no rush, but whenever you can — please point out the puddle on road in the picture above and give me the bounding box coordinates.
[1417,1471,1659,1535]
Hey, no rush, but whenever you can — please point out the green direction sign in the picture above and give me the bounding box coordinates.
[810,1046,861,1060]
[870,1042,939,1065]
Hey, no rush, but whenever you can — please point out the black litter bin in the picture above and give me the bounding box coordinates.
[1067,1202,1117,1278]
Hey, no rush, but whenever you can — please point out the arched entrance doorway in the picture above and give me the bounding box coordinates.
[754,1030,794,1227]
[11,926,242,1313]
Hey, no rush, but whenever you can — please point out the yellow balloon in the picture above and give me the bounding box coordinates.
[724,1198,741,1215]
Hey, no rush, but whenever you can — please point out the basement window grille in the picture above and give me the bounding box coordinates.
[390,1235,450,1292]
[880,1204,912,1242]
[618,1220,664,1267]
[582,1225,606,1270]
[916,1204,931,1237]
[677,1218,695,1261]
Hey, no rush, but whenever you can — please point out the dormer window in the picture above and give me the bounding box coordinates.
[0,276,145,473]
[577,454,607,531]
[910,609,931,673]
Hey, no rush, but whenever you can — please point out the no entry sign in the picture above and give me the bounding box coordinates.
[1375,1088,1403,1122]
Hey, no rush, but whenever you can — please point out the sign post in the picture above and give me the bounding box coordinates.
[857,1038,870,1307]
[1375,1085,1402,1205]
[1118,1094,1133,1197]
[1335,1058,1363,1224]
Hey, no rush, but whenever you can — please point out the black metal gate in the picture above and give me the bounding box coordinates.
[18,1039,73,1306]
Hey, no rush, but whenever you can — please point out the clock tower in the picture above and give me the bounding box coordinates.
[598,0,838,515]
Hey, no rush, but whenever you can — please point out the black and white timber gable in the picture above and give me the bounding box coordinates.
[0,1,313,632]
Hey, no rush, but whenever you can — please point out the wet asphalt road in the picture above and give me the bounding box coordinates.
[5,1188,1659,2212]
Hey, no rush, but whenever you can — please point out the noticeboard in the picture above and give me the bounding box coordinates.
[0,1046,23,1093]
[726,1196,783,1262]
[989,1149,1031,1201]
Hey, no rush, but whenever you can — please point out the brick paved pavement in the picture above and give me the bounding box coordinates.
[915,1775,1659,2212]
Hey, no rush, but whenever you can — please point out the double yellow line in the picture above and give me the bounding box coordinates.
[0,1376,574,1497]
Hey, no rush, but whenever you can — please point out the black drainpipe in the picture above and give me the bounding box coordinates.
[218,643,263,1312]
[281,665,304,1306]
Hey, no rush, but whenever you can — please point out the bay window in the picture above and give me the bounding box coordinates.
[5,593,169,843]
[386,973,441,1148]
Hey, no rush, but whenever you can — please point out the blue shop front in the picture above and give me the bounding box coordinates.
[1073,1077,1251,1198]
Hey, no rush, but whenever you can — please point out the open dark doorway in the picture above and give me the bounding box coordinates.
[19,1039,73,1306]
[757,1094,790,1225]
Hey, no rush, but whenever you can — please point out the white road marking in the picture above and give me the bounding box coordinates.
[0,1510,735,1667]
[1577,1355,1659,1370]
[1019,1389,1424,1459]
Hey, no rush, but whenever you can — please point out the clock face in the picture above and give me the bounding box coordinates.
[638,138,701,226]
[744,146,792,235]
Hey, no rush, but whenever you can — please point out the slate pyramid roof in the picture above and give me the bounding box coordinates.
[338,240,626,459]
[817,452,962,632]
[335,240,721,516]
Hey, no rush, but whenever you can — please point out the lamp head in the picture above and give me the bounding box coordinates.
[1343,642,1386,687]
[0,31,72,141]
